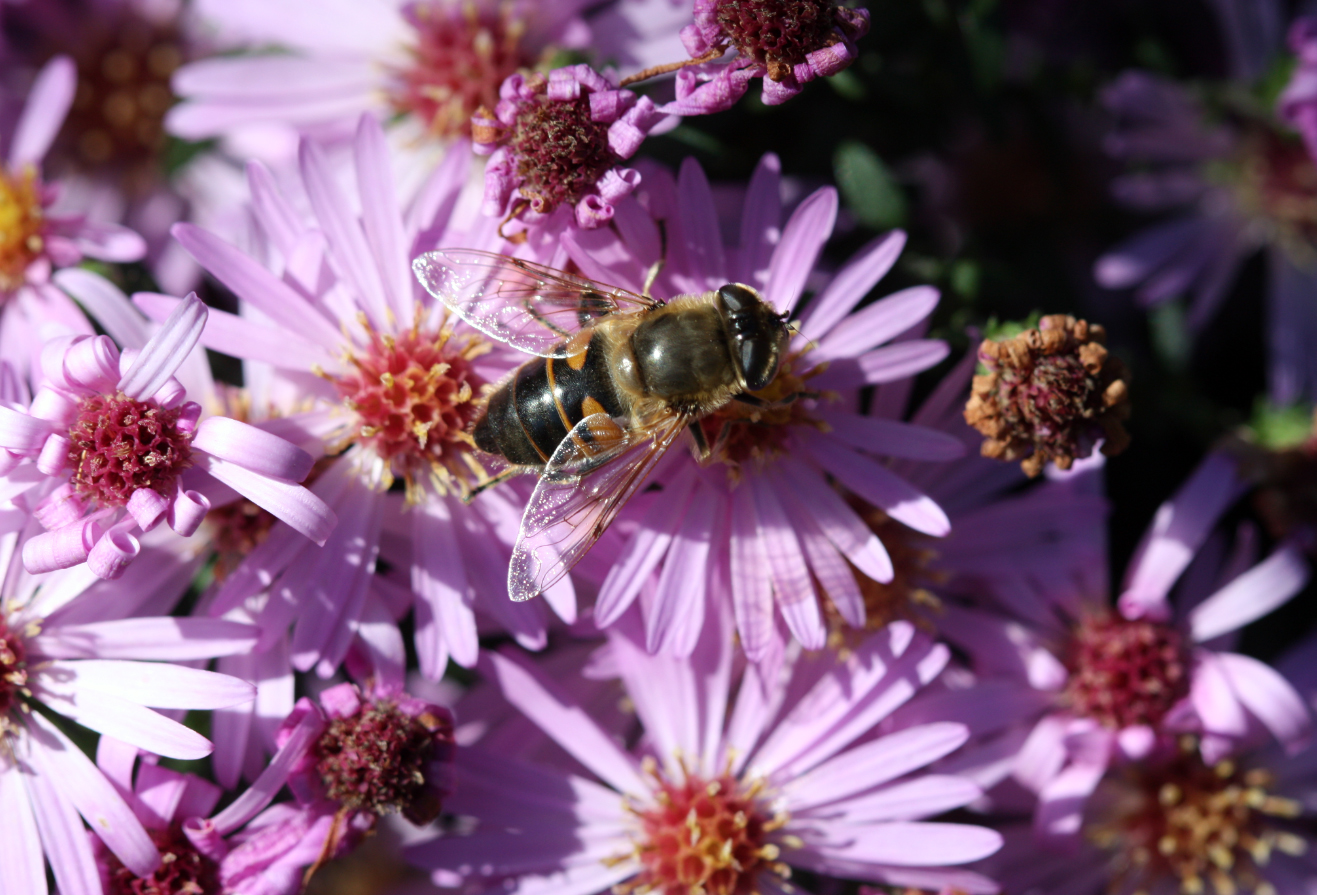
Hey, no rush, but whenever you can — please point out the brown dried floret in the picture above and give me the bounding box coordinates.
[964,314,1131,477]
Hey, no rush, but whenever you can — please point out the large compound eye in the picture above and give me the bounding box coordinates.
[739,338,781,391]
[717,283,785,391]
[718,284,757,314]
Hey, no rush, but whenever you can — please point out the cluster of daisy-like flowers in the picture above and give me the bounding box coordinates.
[5,2,1317,895]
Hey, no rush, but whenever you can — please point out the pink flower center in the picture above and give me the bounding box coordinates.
[0,618,29,719]
[63,14,182,195]
[0,165,45,293]
[1088,749,1304,894]
[619,769,789,895]
[1062,612,1191,730]
[390,1,534,138]
[1230,127,1317,257]
[965,314,1131,477]
[714,0,840,81]
[313,700,455,825]
[330,323,486,493]
[509,85,616,216]
[67,392,194,510]
[103,825,220,895]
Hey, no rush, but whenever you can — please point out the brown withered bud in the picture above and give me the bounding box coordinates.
[964,315,1131,477]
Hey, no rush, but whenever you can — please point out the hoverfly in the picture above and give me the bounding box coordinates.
[413,249,792,603]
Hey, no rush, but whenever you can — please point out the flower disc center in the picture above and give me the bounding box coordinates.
[0,166,45,293]
[1063,611,1190,730]
[390,1,532,138]
[625,771,787,895]
[1090,750,1305,895]
[0,618,29,719]
[510,85,616,215]
[103,825,220,895]
[332,323,486,491]
[699,352,822,474]
[67,392,194,509]
[714,0,839,80]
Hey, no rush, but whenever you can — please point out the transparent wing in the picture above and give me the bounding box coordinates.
[508,411,688,602]
[413,248,658,358]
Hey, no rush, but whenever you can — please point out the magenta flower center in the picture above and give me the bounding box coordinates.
[1089,750,1304,894]
[103,825,220,895]
[67,392,194,509]
[1062,612,1190,730]
[390,2,534,139]
[1231,128,1317,251]
[965,315,1131,477]
[64,14,182,194]
[0,165,45,293]
[0,618,29,719]
[623,771,788,895]
[313,700,455,825]
[714,0,840,81]
[510,90,616,216]
[331,323,486,492]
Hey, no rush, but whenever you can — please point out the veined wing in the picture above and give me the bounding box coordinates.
[412,248,658,359]
[508,411,688,602]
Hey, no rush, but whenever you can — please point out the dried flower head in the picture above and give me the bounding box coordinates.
[964,314,1131,477]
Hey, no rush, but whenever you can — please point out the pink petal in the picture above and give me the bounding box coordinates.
[38,684,216,760]
[194,417,313,482]
[807,821,1003,866]
[784,723,969,810]
[729,478,775,662]
[818,409,965,461]
[86,527,141,579]
[826,774,983,823]
[737,154,782,287]
[22,519,100,574]
[353,113,413,323]
[74,221,148,264]
[811,286,941,362]
[53,268,149,350]
[0,405,51,451]
[1188,544,1310,642]
[1215,651,1313,752]
[811,340,951,390]
[778,458,892,583]
[117,293,206,402]
[480,649,648,796]
[1191,652,1249,738]
[805,434,950,536]
[55,659,255,709]
[26,711,158,879]
[751,480,825,650]
[646,484,717,656]
[1012,714,1070,794]
[670,157,725,285]
[133,291,331,371]
[32,618,258,660]
[199,454,336,545]
[0,762,45,895]
[206,703,325,836]
[799,230,907,341]
[168,487,209,536]
[766,186,837,314]
[9,55,75,167]
[411,499,478,674]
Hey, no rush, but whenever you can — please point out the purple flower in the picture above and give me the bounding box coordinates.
[407,610,1003,894]
[0,522,260,894]
[662,0,870,114]
[0,55,147,374]
[183,681,455,895]
[562,154,961,661]
[474,64,669,231]
[1279,17,1317,165]
[0,293,335,579]
[925,453,1313,842]
[1092,66,1317,404]
[140,114,572,678]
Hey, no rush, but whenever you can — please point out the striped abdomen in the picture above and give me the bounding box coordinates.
[473,330,629,468]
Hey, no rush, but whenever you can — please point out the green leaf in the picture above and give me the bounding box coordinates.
[834,140,907,230]
[1247,400,1315,450]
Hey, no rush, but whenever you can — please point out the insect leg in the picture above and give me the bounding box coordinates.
[686,419,712,461]
[463,466,525,504]
[642,259,666,298]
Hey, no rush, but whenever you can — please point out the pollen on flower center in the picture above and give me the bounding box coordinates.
[507,80,616,215]
[67,392,194,509]
[1089,747,1306,895]
[389,1,533,139]
[102,825,220,895]
[698,352,825,476]
[0,618,29,719]
[0,165,45,293]
[618,765,791,895]
[1062,611,1191,730]
[964,314,1131,477]
[313,700,454,825]
[330,319,487,493]
[1229,127,1317,258]
[714,0,842,81]
[65,15,182,193]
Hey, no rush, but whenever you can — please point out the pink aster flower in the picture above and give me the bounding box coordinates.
[0,54,147,373]
[0,520,260,895]
[560,154,961,661]
[1092,64,1317,403]
[473,64,669,231]
[927,452,1313,842]
[407,610,1004,894]
[660,0,870,114]
[0,293,335,579]
[1280,17,1317,165]
[139,114,573,678]
[182,681,455,895]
